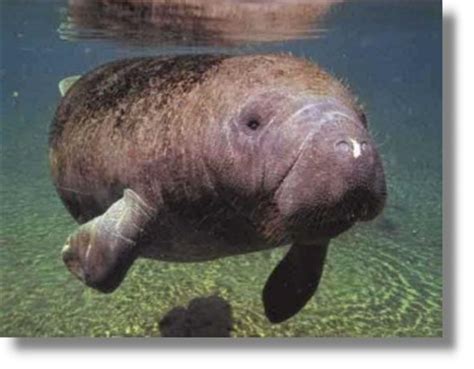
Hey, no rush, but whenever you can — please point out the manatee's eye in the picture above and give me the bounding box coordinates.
[234,107,268,136]
[247,119,261,130]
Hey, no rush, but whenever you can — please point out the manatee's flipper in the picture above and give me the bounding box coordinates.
[58,75,81,97]
[62,189,154,293]
[262,241,329,323]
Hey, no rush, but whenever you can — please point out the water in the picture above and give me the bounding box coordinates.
[0,0,442,337]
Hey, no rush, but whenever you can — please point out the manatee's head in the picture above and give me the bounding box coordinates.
[270,94,386,244]
[203,57,386,245]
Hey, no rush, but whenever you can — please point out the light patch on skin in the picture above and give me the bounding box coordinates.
[286,102,321,123]
[61,242,70,255]
[287,97,360,132]
[84,242,92,263]
[349,138,361,158]
[323,110,357,123]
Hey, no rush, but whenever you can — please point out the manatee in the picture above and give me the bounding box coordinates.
[49,54,386,323]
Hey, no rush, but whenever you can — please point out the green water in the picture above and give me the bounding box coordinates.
[0,0,442,337]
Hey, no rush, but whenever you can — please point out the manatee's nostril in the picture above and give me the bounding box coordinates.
[361,141,369,151]
[335,140,351,153]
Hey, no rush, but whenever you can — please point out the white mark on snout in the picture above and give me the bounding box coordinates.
[350,138,361,158]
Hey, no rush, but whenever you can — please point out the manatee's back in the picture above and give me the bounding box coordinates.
[49,55,226,223]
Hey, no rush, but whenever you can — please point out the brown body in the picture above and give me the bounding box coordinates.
[51,54,362,260]
[50,54,386,323]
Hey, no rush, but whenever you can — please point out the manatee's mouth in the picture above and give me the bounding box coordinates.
[276,181,386,242]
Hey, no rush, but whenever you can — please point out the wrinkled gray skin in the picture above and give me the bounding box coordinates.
[50,54,386,323]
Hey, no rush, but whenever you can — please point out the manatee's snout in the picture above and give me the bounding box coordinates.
[334,137,369,160]
[275,98,386,241]
[324,127,381,204]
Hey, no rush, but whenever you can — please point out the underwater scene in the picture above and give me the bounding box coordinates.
[0,0,442,337]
